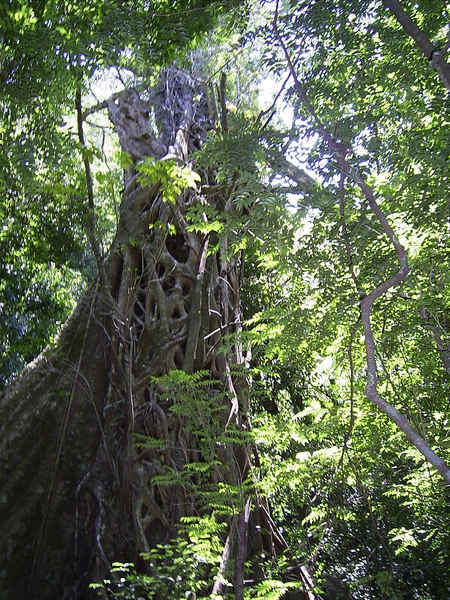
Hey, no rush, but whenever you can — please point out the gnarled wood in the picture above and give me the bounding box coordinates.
[0,67,249,600]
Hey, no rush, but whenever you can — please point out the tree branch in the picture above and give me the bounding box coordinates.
[255,72,291,129]
[81,89,126,120]
[383,0,450,90]
[338,148,362,295]
[271,153,317,190]
[420,307,450,376]
[273,0,450,483]
[219,71,229,133]
[211,519,236,596]
[183,236,209,374]
[75,87,108,289]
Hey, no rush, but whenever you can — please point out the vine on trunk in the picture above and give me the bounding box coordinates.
[0,66,305,600]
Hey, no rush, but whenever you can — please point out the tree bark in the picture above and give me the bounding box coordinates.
[0,67,250,599]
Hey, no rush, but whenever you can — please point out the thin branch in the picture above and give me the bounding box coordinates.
[383,0,450,90]
[255,72,292,129]
[347,451,395,598]
[273,0,450,483]
[76,87,108,288]
[211,519,236,596]
[81,88,127,120]
[338,149,363,296]
[344,322,360,446]
[219,71,229,133]
[183,236,209,373]
[420,307,450,375]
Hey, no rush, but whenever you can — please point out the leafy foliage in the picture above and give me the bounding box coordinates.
[4,0,450,598]
[136,157,201,203]
[240,1,450,597]
[90,533,218,599]
[91,516,295,600]
[0,0,248,381]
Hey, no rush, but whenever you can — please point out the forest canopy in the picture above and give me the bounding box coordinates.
[1,1,450,599]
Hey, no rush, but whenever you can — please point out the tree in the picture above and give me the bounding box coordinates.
[0,0,245,387]
[2,60,242,600]
[269,0,450,482]
[0,2,277,599]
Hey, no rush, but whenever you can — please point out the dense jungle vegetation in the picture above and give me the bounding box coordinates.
[1,1,450,598]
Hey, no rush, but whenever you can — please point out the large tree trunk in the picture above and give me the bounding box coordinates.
[0,67,251,600]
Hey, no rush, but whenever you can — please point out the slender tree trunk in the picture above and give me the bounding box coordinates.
[0,67,250,600]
